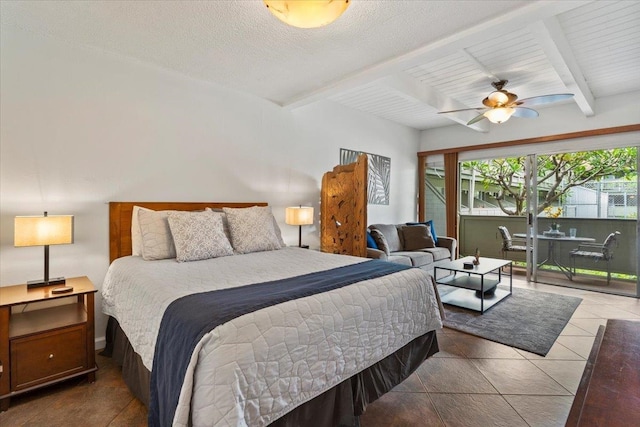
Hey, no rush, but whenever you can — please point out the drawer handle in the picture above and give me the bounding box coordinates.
[49,354,54,359]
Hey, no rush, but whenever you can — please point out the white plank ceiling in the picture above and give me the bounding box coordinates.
[2,0,639,131]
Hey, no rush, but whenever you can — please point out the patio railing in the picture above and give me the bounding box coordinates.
[459,215,638,277]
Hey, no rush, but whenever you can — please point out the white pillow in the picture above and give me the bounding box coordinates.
[223,206,283,254]
[138,209,176,260]
[131,205,151,257]
[167,211,233,262]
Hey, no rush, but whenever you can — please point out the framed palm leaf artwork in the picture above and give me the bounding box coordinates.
[340,148,390,205]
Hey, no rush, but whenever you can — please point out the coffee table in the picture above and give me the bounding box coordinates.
[434,256,512,314]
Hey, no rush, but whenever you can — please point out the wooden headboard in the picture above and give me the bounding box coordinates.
[109,202,267,263]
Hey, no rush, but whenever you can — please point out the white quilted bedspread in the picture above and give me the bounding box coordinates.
[102,248,442,426]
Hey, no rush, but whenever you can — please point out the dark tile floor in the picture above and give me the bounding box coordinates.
[0,353,147,426]
[1,279,638,426]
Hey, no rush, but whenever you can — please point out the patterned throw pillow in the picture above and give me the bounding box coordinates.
[167,211,233,262]
[223,206,283,254]
[204,208,232,240]
[369,228,390,256]
[205,207,285,247]
[138,209,177,260]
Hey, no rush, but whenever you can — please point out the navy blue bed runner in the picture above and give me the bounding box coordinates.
[149,260,411,427]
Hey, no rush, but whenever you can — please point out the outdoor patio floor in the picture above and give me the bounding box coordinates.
[518,266,638,297]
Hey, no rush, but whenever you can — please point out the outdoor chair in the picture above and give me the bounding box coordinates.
[498,226,530,260]
[570,231,621,285]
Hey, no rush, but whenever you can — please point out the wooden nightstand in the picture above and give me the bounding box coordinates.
[0,276,98,411]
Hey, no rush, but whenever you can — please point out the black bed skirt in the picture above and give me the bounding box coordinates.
[102,317,438,426]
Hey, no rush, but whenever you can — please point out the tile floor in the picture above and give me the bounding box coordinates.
[360,279,639,427]
[1,278,638,426]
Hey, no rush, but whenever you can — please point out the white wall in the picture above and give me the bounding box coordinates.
[0,29,420,346]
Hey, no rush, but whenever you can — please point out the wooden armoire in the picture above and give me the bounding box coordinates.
[320,154,368,257]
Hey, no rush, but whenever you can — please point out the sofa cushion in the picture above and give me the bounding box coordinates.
[392,250,433,267]
[402,224,435,250]
[419,247,451,262]
[369,224,402,252]
[370,229,390,255]
[387,255,412,266]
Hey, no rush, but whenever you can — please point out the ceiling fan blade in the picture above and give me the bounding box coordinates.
[438,107,485,114]
[467,113,487,126]
[512,107,539,118]
[517,93,574,107]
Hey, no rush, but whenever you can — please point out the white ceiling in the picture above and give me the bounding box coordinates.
[2,0,639,132]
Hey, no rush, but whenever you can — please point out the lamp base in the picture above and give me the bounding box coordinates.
[27,277,66,289]
[299,245,310,249]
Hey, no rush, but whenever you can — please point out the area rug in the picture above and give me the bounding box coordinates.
[440,286,582,356]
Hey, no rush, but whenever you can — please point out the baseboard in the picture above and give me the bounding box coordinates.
[95,336,106,351]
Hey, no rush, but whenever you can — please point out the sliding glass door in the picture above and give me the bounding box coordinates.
[453,147,638,298]
[529,148,638,297]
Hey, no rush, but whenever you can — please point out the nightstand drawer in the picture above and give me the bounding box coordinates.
[10,325,87,391]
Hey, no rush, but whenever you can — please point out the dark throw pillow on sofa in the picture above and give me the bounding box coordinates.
[402,225,435,250]
[369,229,390,255]
[406,220,438,244]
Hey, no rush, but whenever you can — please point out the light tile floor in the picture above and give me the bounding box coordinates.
[1,278,638,426]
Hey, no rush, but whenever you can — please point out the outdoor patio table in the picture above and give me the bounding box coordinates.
[513,233,595,279]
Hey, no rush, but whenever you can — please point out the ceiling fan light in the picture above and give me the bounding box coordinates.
[484,107,515,124]
[263,0,350,29]
[487,90,509,105]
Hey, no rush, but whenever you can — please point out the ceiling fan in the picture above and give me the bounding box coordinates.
[438,80,574,125]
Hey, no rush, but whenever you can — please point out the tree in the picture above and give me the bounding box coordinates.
[463,148,637,216]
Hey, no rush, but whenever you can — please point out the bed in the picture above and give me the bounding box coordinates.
[102,202,442,426]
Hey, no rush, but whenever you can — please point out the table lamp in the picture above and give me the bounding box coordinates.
[14,212,74,289]
[285,206,314,248]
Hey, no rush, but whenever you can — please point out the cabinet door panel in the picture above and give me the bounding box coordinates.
[11,325,87,390]
[0,308,9,402]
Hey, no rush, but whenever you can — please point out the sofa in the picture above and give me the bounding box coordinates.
[367,223,457,274]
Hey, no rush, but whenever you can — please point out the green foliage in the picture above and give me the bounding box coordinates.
[462,147,637,216]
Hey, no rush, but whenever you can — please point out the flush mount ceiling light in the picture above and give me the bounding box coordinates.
[438,80,574,125]
[263,0,350,28]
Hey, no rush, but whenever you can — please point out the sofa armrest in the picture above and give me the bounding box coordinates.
[366,248,388,261]
[436,236,457,260]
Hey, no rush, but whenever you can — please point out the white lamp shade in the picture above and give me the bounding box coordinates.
[263,0,350,28]
[14,215,74,247]
[285,207,314,226]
